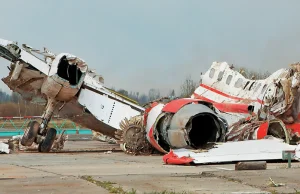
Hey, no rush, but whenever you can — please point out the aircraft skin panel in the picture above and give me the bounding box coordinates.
[173,139,299,164]
[0,38,144,140]
[77,88,142,130]
[193,61,300,142]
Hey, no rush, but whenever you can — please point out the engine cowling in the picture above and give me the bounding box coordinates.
[143,99,228,154]
[41,54,87,102]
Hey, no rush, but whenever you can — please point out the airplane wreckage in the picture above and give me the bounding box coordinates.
[0,38,299,163]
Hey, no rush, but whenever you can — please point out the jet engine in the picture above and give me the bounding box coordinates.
[116,98,228,155]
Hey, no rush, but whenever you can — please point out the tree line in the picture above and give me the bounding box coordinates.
[111,75,198,105]
[0,66,270,116]
[111,66,271,105]
[0,90,44,116]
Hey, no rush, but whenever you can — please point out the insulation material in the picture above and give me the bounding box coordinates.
[0,142,9,154]
[92,131,116,144]
[172,139,299,164]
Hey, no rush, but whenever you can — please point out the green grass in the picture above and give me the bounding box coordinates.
[81,175,136,194]
[145,191,192,194]
[81,175,192,194]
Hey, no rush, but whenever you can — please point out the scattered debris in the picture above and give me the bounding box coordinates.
[104,151,112,154]
[0,142,9,154]
[8,134,68,152]
[235,161,267,170]
[269,177,285,187]
[163,150,194,165]
[115,98,228,155]
[51,130,68,151]
[2,37,300,160]
[171,139,299,164]
[226,118,290,143]
[92,131,117,144]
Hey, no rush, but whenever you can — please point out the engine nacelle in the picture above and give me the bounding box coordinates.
[41,54,87,102]
[145,99,228,153]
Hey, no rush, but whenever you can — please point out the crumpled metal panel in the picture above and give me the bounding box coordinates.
[48,53,88,76]
[226,118,264,141]
[225,117,294,144]
[0,142,9,154]
[77,88,141,131]
[59,99,118,137]
[173,138,299,164]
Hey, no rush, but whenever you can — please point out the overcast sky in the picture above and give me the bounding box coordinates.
[1,0,300,95]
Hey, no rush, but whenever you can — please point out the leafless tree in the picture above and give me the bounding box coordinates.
[180,75,197,98]
[169,89,176,98]
[236,67,270,80]
[148,88,160,101]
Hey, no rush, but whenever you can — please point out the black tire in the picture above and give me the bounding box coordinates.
[21,121,39,146]
[38,128,57,153]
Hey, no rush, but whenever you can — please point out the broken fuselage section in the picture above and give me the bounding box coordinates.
[193,61,300,143]
[116,98,228,154]
[0,38,144,152]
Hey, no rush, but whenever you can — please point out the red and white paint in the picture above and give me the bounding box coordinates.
[192,61,300,136]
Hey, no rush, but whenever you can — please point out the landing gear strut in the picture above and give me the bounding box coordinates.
[21,98,59,152]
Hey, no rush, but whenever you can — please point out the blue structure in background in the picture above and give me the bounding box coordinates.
[0,129,92,137]
[0,117,92,136]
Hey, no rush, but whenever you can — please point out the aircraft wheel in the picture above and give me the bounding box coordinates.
[21,121,39,146]
[38,128,57,153]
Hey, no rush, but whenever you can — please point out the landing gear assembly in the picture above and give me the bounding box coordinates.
[21,98,59,152]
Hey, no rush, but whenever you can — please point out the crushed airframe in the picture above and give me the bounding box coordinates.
[115,61,300,166]
[163,62,300,164]
[115,98,228,155]
[193,61,300,144]
[1,37,300,164]
[0,38,143,152]
[0,37,230,156]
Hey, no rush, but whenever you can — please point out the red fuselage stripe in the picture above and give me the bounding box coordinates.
[193,93,249,113]
[198,84,262,104]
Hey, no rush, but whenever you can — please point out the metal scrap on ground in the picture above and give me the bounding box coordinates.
[7,133,68,152]
[1,37,300,167]
[0,142,9,154]
[171,138,300,164]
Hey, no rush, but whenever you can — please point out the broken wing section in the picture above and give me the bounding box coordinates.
[59,74,145,137]
[77,88,142,130]
[0,39,49,104]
